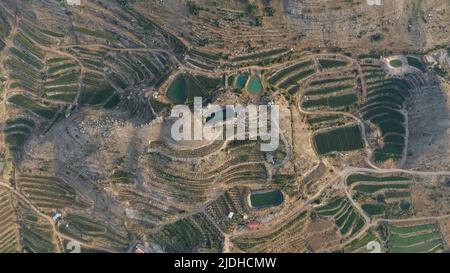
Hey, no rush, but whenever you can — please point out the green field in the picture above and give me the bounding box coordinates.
[231,48,288,62]
[353,183,409,194]
[4,117,35,148]
[307,115,341,125]
[89,86,116,105]
[150,213,224,252]
[302,93,358,110]
[362,204,386,216]
[407,56,426,73]
[313,124,364,155]
[386,222,444,253]
[103,94,121,109]
[348,173,412,219]
[268,60,313,85]
[344,231,380,253]
[305,84,354,96]
[279,69,315,89]
[47,62,78,74]
[10,47,44,70]
[346,174,409,186]
[8,95,56,119]
[319,59,348,69]
[60,213,129,251]
[315,196,365,236]
[15,33,44,59]
[361,78,411,162]
[111,170,134,184]
[310,76,354,86]
[75,27,116,41]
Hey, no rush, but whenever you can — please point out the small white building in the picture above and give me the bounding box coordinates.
[66,0,81,6]
[227,212,234,219]
[53,213,62,222]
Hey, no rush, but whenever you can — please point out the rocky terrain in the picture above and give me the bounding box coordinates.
[0,0,449,253]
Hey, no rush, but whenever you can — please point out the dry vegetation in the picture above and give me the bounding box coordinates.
[0,0,449,253]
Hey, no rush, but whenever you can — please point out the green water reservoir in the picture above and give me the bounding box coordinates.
[235,73,249,89]
[250,190,284,209]
[247,76,263,94]
[166,75,187,103]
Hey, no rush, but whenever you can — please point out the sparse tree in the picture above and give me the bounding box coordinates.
[264,6,275,17]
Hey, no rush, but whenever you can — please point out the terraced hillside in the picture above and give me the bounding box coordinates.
[347,173,413,219]
[0,0,449,253]
[315,195,366,238]
[381,221,445,253]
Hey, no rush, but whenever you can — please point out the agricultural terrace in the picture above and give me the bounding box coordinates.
[101,50,174,91]
[150,213,224,253]
[347,173,413,218]
[344,230,382,253]
[0,188,19,252]
[187,48,221,71]
[360,75,412,162]
[0,8,11,51]
[0,188,58,253]
[406,56,427,73]
[113,186,185,228]
[307,114,343,129]
[8,95,57,120]
[302,91,358,111]
[268,59,315,89]
[383,222,444,253]
[302,68,358,111]
[0,0,445,254]
[313,124,364,155]
[146,139,268,204]
[315,196,365,237]
[20,213,57,253]
[2,10,184,158]
[16,175,89,211]
[44,56,80,102]
[3,117,35,150]
[58,213,129,251]
[318,59,349,70]
[231,211,309,252]
[205,188,249,233]
[230,48,290,66]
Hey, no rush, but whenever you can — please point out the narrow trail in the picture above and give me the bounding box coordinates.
[223,234,232,253]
